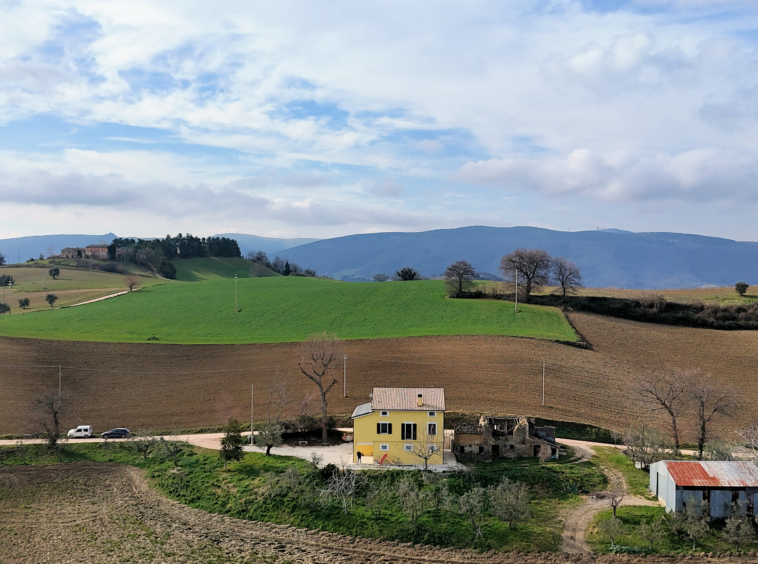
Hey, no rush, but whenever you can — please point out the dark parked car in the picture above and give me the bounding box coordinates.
[101,428,131,439]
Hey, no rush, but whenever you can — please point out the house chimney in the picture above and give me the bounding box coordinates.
[417,393,423,407]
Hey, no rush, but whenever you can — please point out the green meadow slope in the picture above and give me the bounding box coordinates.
[171,257,278,281]
[0,278,577,344]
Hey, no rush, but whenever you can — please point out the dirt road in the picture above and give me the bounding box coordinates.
[3,463,756,564]
[560,443,660,554]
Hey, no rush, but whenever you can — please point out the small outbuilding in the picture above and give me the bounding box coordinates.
[649,460,758,518]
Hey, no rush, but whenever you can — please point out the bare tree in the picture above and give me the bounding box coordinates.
[608,491,625,519]
[623,424,671,469]
[124,276,140,292]
[736,422,758,461]
[409,426,443,471]
[636,370,694,450]
[552,256,582,297]
[444,260,476,295]
[319,469,364,514]
[31,391,67,453]
[691,376,740,460]
[499,248,552,298]
[160,433,187,467]
[131,431,157,460]
[266,372,293,424]
[298,333,344,443]
[373,273,388,282]
[489,476,531,528]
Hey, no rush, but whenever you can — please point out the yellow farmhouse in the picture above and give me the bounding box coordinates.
[351,387,445,465]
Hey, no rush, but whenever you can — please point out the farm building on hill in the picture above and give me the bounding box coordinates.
[61,247,85,258]
[453,415,561,461]
[351,387,445,466]
[649,460,758,518]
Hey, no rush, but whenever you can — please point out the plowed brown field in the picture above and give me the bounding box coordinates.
[1,312,756,437]
[2,463,758,564]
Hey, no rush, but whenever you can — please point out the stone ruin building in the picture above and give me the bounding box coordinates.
[453,415,562,462]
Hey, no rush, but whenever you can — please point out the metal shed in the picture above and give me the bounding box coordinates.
[649,460,758,518]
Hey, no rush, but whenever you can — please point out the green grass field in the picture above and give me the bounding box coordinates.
[0,265,163,293]
[0,277,578,344]
[171,257,279,282]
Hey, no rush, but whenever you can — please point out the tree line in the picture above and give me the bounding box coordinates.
[246,250,318,277]
[110,234,241,279]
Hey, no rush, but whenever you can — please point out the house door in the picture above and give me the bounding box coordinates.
[533,445,540,457]
[492,445,500,457]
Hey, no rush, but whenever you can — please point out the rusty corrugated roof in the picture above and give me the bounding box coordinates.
[665,461,758,487]
[371,387,445,411]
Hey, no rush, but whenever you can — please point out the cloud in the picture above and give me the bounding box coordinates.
[368,179,405,198]
[0,168,422,228]
[456,148,758,203]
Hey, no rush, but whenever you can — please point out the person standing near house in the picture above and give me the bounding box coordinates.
[357,451,362,463]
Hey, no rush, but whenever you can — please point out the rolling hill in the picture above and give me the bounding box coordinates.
[278,226,758,289]
[171,257,279,282]
[0,278,577,344]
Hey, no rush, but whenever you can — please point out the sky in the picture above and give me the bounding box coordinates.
[2,0,758,241]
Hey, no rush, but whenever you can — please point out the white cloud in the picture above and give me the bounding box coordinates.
[2,1,758,238]
[456,148,758,203]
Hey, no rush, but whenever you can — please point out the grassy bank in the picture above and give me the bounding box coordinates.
[0,442,601,552]
[0,277,578,344]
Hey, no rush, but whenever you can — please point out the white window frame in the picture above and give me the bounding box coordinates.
[378,422,390,434]
[428,411,436,417]
[427,422,437,436]
[380,411,389,417]
[404,444,413,451]
[380,444,389,451]
[428,444,437,453]
[401,422,417,441]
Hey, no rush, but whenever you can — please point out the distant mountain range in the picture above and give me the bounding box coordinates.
[3,227,757,289]
[277,226,758,289]
[0,233,316,264]
[212,233,319,257]
[0,233,117,264]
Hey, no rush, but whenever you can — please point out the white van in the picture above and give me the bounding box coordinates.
[67,425,93,438]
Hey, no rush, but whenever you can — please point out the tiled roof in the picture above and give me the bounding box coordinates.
[665,461,758,487]
[351,402,373,419]
[371,388,445,411]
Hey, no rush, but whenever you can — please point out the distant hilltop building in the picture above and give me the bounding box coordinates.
[60,244,110,260]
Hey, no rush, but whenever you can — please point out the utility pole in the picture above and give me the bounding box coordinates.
[58,365,62,398]
[250,384,254,445]
[234,274,238,313]
[542,362,545,406]
[343,355,347,398]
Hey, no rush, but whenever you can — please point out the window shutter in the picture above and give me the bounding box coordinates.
[377,423,380,434]
[412,424,417,440]
[388,423,392,435]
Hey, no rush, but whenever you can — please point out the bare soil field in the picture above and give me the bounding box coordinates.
[2,462,757,564]
[0,312,756,438]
